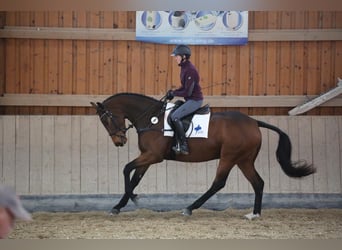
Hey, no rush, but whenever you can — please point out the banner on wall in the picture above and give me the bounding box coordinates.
[136,11,248,45]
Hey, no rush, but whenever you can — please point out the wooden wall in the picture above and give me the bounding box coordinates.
[0,115,341,196]
[0,11,341,115]
[0,12,5,96]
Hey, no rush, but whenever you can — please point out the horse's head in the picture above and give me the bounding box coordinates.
[91,102,128,147]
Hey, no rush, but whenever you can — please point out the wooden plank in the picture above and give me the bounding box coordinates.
[101,12,114,95]
[143,43,155,95]
[325,116,341,193]
[41,116,55,194]
[198,45,210,96]
[116,41,128,93]
[29,116,42,194]
[71,116,81,193]
[265,41,278,115]
[30,12,45,114]
[80,116,98,194]
[287,116,301,192]
[88,12,100,96]
[1,116,16,187]
[335,42,342,116]
[107,128,121,194]
[0,117,3,183]
[0,26,136,40]
[311,117,328,193]
[72,11,87,115]
[297,116,314,192]
[319,12,334,115]
[226,46,238,96]
[267,116,281,193]
[279,41,292,115]
[249,29,342,41]
[97,115,109,193]
[155,161,167,193]
[15,116,30,194]
[339,116,342,193]
[165,160,181,194]
[293,12,306,99]
[54,116,72,194]
[45,12,59,115]
[0,12,4,96]
[58,11,73,115]
[155,44,169,95]
[2,94,342,108]
[251,42,266,115]
[289,80,342,115]
[3,27,339,41]
[305,12,321,115]
[238,44,250,114]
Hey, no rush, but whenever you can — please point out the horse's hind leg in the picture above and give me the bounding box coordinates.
[238,160,264,220]
[182,160,234,216]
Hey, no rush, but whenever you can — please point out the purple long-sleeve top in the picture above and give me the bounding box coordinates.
[173,60,203,101]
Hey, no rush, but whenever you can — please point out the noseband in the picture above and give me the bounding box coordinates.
[99,110,133,140]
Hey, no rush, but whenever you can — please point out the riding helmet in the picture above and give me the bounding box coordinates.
[171,44,191,57]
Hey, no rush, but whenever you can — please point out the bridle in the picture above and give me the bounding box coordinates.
[99,109,133,140]
[97,95,169,139]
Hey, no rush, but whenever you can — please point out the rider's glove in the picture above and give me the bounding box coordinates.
[166,90,174,100]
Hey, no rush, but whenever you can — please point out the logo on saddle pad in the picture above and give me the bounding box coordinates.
[164,103,210,138]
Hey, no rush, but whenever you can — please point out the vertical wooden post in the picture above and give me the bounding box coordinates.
[0,12,5,96]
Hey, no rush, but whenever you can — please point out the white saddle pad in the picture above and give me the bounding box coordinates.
[163,103,210,138]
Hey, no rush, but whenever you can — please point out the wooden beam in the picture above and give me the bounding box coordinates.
[249,29,342,41]
[1,94,342,108]
[0,26,341,41]
[289,79,342,115]
[0,26,136,40]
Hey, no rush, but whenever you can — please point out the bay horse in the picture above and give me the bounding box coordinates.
[91,93,315,219]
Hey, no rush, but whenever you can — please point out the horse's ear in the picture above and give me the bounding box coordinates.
[97,102,105,109]
[90,102,97,109]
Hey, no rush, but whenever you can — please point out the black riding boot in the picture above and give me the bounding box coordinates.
[172,119,189,155]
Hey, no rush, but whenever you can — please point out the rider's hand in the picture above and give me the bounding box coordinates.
[166,90,174,100]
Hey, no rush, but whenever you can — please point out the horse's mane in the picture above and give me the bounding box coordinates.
[103,92,161,105]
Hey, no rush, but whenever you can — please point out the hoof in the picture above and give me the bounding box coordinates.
[110,208,120,215]
[244,212,260,220]
[181,208,192,216]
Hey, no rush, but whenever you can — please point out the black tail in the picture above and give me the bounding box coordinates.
[257,120,316,178]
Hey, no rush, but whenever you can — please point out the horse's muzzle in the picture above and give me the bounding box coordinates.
[111,134,127,147]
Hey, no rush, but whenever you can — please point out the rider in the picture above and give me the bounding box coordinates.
[166,44,203,155]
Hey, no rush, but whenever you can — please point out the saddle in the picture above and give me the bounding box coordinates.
[167,100,210,133]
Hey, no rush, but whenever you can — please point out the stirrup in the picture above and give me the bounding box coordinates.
[173,142,189,155]
[172,143,181,154]
[180,144,189,155]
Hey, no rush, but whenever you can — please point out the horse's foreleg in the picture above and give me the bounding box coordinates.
[111,161,137,214]
[183,161,233,216]
[128,165,150,205]
[111,154,157,214]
